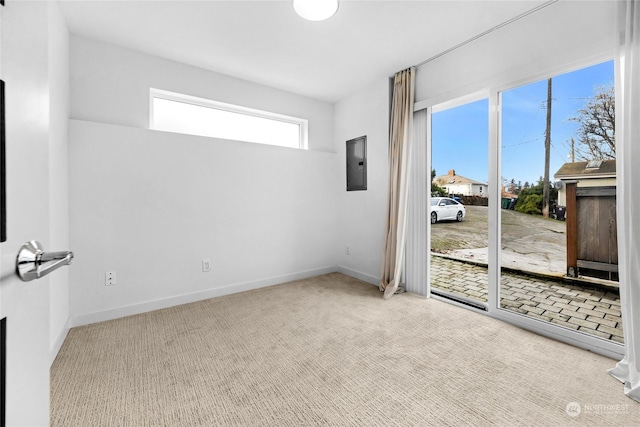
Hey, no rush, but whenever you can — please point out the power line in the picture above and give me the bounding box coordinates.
[502,136,542,148]
[550,141,568,163]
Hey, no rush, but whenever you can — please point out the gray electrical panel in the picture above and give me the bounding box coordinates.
[346,136,367,191]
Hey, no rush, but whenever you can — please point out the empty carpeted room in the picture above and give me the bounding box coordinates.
[1,0,640,426]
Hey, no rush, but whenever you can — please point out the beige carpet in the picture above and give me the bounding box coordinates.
[51,273,639,426]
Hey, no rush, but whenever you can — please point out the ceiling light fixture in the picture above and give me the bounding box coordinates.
[293,0,339,22]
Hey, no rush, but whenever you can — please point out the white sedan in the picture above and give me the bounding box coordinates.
[430,197,466,223]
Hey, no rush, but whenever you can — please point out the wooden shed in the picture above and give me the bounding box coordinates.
[554,160,617,280]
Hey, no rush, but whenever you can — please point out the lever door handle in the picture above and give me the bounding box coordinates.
[16,240,74,282]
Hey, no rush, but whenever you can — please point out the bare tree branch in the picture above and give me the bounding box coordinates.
[571,81,615,161]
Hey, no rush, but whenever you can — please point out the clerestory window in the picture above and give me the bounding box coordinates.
[150,89,308,149]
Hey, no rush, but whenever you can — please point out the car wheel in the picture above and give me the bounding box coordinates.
[431,212,437,224]
[456,211,463,222]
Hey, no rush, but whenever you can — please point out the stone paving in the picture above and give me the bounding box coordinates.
[430,254,624,344]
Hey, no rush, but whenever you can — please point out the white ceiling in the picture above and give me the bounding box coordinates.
[59,0,550,103]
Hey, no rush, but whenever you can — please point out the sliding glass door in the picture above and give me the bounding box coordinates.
[430,98,489,309]
[498,61,622,344]
[423,58,623,357]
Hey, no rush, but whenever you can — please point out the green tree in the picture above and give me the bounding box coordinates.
[431,169,446,196]
[515,177,558,216]
[516,194,543,215]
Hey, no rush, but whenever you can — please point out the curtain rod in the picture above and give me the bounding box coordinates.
[414,0,559,69]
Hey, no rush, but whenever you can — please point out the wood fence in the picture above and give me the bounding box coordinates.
[566,182,618,280]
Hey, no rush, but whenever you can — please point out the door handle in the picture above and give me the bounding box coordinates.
[16,240,73,282]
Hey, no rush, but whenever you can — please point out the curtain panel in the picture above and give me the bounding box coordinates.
[404,109,429,296]
[380,67,415,299]
[609,0,640,403]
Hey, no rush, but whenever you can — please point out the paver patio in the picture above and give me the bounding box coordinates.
[430,254,624,343]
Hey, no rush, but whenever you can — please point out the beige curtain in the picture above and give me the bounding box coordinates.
[380,67,415,299]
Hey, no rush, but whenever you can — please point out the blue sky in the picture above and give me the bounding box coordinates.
[431,60,614,186]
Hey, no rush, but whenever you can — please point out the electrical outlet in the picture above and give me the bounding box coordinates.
[202,259,211,272]
[105,271,116,286]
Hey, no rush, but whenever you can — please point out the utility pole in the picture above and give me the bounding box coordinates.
[542,78,552,218]
[570,138,575,162]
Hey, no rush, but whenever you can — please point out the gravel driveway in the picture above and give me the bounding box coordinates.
[430,206,567,276]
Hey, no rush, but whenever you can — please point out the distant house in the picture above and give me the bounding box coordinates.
[433,169,488,197]
[554,160,616,206]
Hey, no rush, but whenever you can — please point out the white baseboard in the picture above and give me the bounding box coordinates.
[70,266,338,328]
[50,317,72,367]
[336,266,379,286]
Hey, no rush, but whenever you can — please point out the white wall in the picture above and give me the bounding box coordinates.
[415,0,615,107]
[70,35,334,152]
[48,0,70,363]
[443,183,478,197]
[334,79,390,284]
[0,1,69,424]
[332,1,617,288]
[68,39,338,325]
[557,177,617,205]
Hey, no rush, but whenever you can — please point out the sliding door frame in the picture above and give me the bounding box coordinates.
[412,54,625,360]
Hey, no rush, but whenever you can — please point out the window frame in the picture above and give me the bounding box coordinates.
[149,88,309,149]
